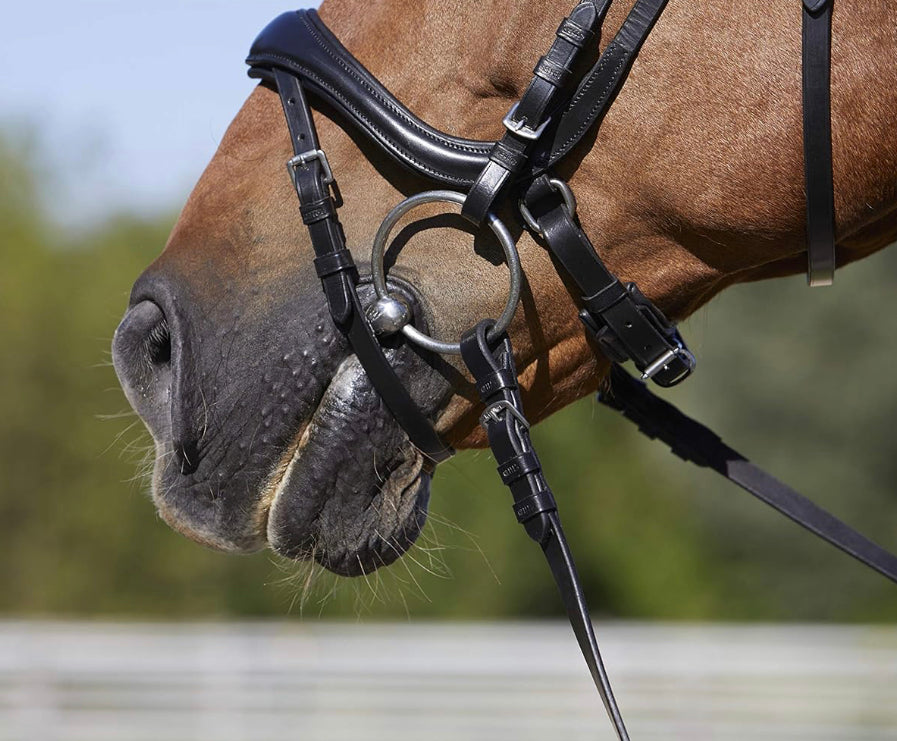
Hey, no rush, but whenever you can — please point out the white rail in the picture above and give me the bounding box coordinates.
[1,622,895,741]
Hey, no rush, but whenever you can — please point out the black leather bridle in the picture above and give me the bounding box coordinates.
[245,2,892,737]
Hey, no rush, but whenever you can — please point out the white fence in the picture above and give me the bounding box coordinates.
[1,622,895,741]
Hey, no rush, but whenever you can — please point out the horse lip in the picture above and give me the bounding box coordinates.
[257,361,342,539]
[261,302,437,571]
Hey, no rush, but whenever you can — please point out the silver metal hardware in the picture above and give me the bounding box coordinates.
[807,264,835,287]
[370,190,522,355]
[640,344,696,381]
[366,295,411,336]
[479,400,530,432]
[518,178,578,235]
[502,102,551,141]
[287,148,333,184]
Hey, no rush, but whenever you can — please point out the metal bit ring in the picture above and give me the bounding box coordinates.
[370,190,522,355]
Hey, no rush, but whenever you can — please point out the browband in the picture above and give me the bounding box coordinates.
[246,4,667,192]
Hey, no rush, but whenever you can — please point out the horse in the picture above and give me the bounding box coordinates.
[111,0,897,583]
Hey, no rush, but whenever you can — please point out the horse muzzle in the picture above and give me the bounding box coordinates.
[112,264,450,572]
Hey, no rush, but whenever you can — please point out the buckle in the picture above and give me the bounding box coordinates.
[640,341,696,386]
[480,400,531,431]
[579,281,697,388]
[502,102,551,141]
[287,148,334,185]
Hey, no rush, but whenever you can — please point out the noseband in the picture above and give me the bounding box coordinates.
[246,2,892,737]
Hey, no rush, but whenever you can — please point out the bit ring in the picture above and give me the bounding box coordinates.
[370,190,522,355]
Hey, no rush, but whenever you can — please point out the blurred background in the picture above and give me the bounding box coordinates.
[2,1,896,739]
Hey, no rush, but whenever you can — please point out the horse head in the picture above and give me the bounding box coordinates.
[111,0,897,577]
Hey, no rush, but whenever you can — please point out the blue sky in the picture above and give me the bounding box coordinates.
[1,1,316,227]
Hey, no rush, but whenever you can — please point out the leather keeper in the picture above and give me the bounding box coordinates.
[498,450,541,485]
[476,368,518,399]
[582,279,628,314]
[300,196,337,225]
[512,488,558,523]
[313,248,355,278]
[556,17,592,48]
[489,139,529,172]
[534,56,570,87]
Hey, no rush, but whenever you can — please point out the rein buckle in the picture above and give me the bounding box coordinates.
[480,400,531,432]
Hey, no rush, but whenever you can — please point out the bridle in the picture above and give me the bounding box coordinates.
[245,1,893,737]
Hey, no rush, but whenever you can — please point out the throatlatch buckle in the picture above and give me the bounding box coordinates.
[502,102,551,141]
[579,282,697,388]
[287,148,334,184]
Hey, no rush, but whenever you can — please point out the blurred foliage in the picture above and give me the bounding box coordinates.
[1,130,896,622]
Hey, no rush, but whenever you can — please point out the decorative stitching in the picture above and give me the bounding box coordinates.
[551,45,627,159]
[302,14,492,157]
[253,54,478,185]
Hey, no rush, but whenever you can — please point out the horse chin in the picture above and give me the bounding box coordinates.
[264,355,433,576]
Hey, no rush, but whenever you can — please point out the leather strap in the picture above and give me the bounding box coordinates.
[522,175,694,386]
[273,69,453,464]
[539,0,670,168]
[802,0,836,286]
[460,321,630,741]
[599,365,897,585]
[460,0,609,224]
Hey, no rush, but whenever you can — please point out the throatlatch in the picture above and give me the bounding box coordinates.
[247,1,892,738]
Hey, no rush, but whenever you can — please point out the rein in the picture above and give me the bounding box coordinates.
[246,2,891,737]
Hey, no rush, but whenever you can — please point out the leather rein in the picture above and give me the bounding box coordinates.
[246,2,891,738]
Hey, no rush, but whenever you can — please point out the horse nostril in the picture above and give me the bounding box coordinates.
[113,297,205,479]
[146,317,171,366]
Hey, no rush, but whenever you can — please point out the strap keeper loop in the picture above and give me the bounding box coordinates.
[534,56,571,87]
[512,488,558,523]
[313,248,355,278]
[489,139,530,172]
[498,450,542,485]
[300,196,337,225]
[476,368,518,399]
[556,17,593,47]
[582,279,628,315]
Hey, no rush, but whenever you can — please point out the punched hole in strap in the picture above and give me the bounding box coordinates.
[313,248,355,278]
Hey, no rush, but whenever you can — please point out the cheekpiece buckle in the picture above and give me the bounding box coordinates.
[480,400,531,431]
[287,148,334,185]
[502,102,551,141]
